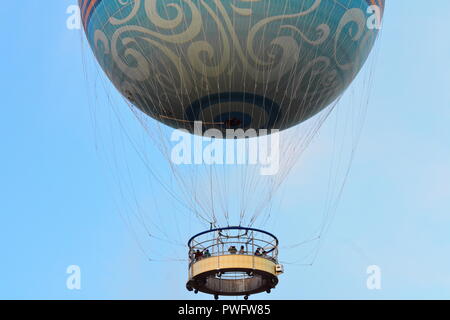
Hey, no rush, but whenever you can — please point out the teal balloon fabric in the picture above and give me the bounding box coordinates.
[80,0,384,134]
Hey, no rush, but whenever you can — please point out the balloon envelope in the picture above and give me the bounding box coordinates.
[80,0,383,135]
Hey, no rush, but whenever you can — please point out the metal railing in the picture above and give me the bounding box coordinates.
[188,226,279,266]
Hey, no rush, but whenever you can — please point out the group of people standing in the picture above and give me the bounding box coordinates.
[192,245,269,262]
[193,248,211,261]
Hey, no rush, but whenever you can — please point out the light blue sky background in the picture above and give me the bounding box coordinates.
[1,1,450,299]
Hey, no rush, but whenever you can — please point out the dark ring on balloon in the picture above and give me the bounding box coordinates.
[185,92,280,130]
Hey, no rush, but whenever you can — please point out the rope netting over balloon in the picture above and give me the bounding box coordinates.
[78,0,384,266]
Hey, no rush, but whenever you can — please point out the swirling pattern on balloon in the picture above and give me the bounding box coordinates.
[92,0,344,85]
[84,0,380,131]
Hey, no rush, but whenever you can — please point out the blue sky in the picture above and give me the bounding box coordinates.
[1,1,450,299]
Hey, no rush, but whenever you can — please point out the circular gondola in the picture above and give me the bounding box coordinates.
[186,226,283,299]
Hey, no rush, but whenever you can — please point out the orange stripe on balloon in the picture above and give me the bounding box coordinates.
[368,0,384,10]
[80,0,89,17]
[83,0,99,29]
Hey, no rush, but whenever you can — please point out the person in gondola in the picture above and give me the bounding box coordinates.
[194,249,203,261]
[228,246,237,254]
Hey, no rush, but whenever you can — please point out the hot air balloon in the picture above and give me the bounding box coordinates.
[80,0,384,298]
